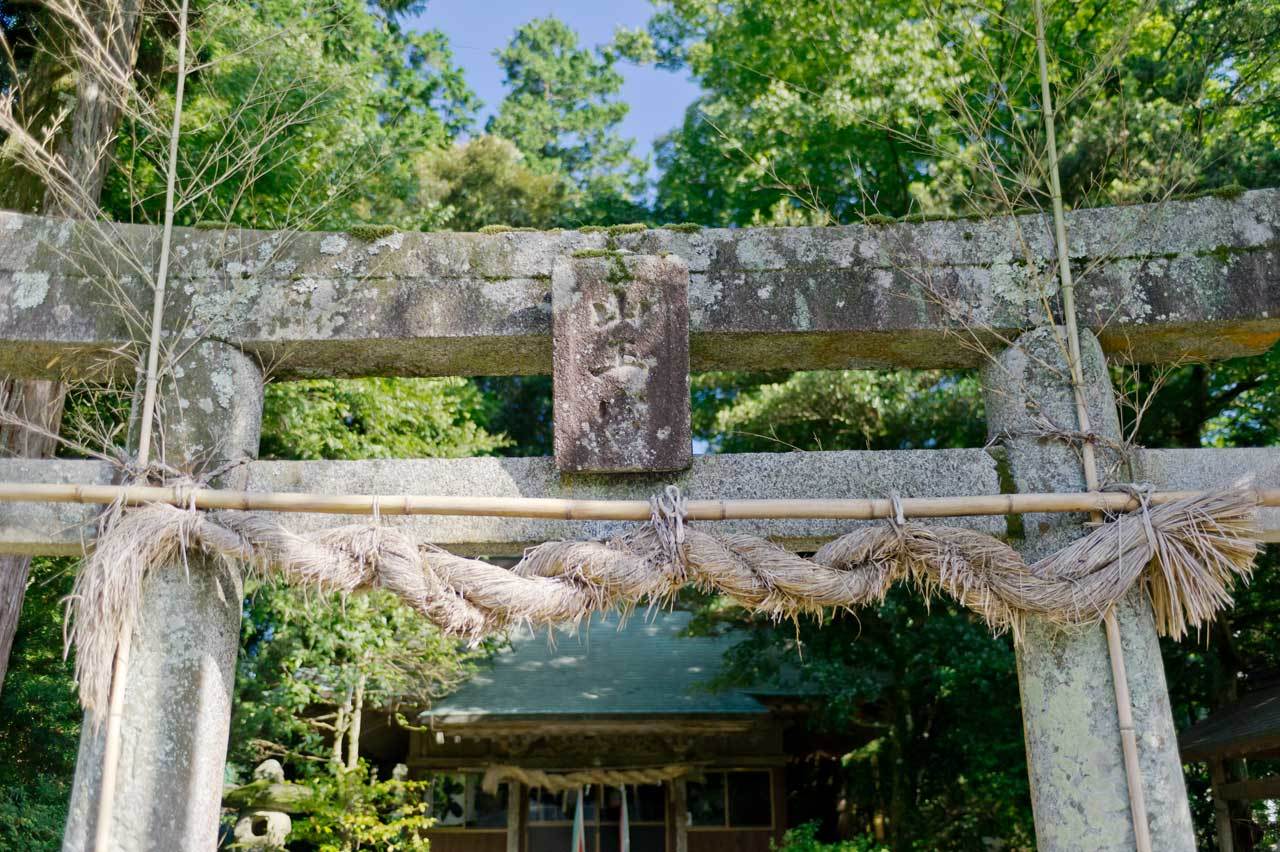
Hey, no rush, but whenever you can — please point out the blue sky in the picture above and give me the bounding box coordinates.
[405,0,701,161]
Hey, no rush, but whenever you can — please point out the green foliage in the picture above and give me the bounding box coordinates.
[488,17,649,225]
[693,370,986,453]
[702,586,1033,849]
[471,376,554,457]
[688,367,1026,849]
[231,587,483,779]
[287,767,434,852]
[1121,345,1280,450]
[651,0,1280,225]
[415,136,566,231]
[260,377,509,461]
[773,822,888,852]
[0,559,82,851]
[240,369,511,843]
[102,0,480,232]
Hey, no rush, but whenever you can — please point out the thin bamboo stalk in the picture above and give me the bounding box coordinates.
[1033,1,1153,848]
[0,480,1274,520]
[96,2,190,849]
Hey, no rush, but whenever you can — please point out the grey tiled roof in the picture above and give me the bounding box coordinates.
[425,610,769,718]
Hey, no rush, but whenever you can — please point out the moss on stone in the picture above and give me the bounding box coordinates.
[862,211,984,226]
[1203,244,1247,264]
[570,248,632,281]
[1208,183,1246,199]
[577,225,606,234]
[1174,183,1247,203]
[193,220,233,230]
[347,224,399,241]
[900,210,984,223]
[606,255,632,282]
[605,223,647,235]
[662,223,702,233]
[479,224,513,234]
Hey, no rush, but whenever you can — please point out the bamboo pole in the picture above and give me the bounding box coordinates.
[96,2,190,849]
[0,479,1274,520]
[1033,2,1153,849]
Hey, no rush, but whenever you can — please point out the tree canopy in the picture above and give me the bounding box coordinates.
[488,16,651,224]
[650,0,1280,225]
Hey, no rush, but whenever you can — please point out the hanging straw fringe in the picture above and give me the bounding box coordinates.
[67,485,1260,714]
[481,764,695,795]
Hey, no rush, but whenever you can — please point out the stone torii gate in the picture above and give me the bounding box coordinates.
[0,190,1277,851]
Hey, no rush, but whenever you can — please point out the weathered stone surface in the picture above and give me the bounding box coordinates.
[0,458,115,555]
[0,450,1006,557]
[62,342,262,852]
[1135,447,1280,541]
[1,191,1276,379]
[5,445,1277,557]
[553,253,690,472]
[982,327,1194,852]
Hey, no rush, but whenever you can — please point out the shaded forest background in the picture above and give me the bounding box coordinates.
[0,0,1278,849]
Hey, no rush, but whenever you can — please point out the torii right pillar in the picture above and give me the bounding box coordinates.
[981,327,1195,850]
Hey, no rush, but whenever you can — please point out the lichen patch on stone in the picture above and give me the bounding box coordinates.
[12,272,50,309]
[209,367,236,410]
[319,235,348,256]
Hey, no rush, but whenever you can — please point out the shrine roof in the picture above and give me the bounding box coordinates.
[423,609,794,720]
[1180,680,1280,762]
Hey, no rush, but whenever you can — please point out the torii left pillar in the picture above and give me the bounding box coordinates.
[63,341,263,852]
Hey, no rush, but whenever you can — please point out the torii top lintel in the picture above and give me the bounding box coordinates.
[0,190,1276,381]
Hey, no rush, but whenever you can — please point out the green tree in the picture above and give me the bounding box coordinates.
[488,16,651,224]
[0,559,82,852]
[413,135,567,231]
[231,586,483,779]
[101,0,480,231]
[260,376,509,460]
[234,370,512,844]
[232,586,480,850]
[650,0,1280,225]
[689,367,1030,849]
[693,370,985,454]
[1123,345,1280,450]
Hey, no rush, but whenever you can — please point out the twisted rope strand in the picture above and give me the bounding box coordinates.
[67,485,1260,713]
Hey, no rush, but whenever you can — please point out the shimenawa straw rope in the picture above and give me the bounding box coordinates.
[66,482,1259,716]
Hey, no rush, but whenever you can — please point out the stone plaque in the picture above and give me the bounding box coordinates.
[552,252,691,472]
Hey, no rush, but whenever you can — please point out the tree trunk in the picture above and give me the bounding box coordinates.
[347,673,366,772]
[1210,622,1253,843]
[333,693,351,767]
[0,381,65,687]
[0,0,143,695]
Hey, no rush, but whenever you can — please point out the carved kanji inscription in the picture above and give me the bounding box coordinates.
[552,253,691,472]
